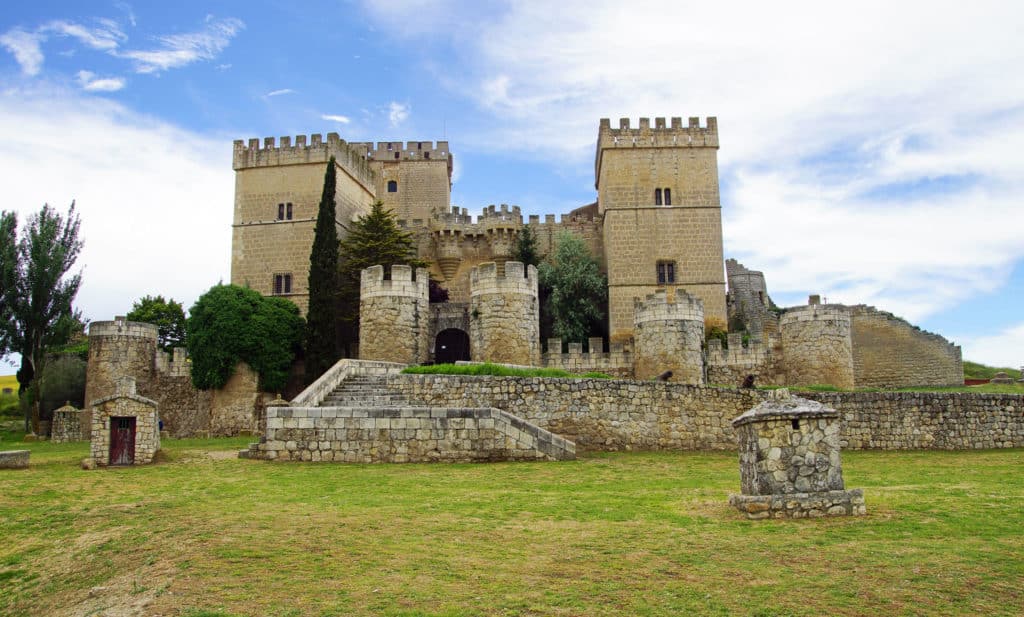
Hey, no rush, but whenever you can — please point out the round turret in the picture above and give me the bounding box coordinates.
[633,289,705,384]
[469,261,539,365]
[779,304,854,389]
[359,264,431,364]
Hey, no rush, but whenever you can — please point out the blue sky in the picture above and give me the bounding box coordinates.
[1,0,1022,368]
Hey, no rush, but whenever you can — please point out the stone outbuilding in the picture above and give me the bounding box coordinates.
[51,402,83,443]
[89,377,161,467]
[728,389,865,518]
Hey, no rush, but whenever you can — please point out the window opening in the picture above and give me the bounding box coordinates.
[664,188,672,205]
[394,151,400,160]
[654,188,662,206]
[791,419,800,430]
[286,202,293,220]
[277,203,284,220]
[273,274,293,295]
[387,180,398,193]
[656,261,676,284]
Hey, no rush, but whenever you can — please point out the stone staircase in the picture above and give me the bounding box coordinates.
[318,375,413,408]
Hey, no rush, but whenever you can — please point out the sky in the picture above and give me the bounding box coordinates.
[0,0,1022,369]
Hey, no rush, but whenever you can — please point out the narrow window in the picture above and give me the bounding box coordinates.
[664,188,672,206]
[286,202,293,220]
[417,142,423,150]
[273,274,283,295]
[394,151,400,160]
[277,203,284,220]
[424,152,430,159]
[387,180,398,193]
[654,188,662,206]
[284,274,292,294]
[791,419,800,430]
[656,261,676,284]
[387,143,393,151]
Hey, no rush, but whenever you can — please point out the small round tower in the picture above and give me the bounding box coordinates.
[779,302,854,389]
[633,289,705,384]
[359,264,431,364]
[469,261,540,365]
[84,316,159,428]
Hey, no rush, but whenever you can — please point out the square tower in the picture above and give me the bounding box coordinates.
[596,117,727,342]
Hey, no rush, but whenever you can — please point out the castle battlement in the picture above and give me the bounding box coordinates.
[597,116,719,150]
[470,261,538,296]
[633,289,704,324]
[348,140,452,164]
[233,132,377,191]
[360,264,429,300]
[88,316,159,340]
[779,304,851,326]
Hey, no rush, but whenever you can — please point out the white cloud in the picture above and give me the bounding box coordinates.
[388,101,409,127]
[322,114,351,124]
[0,84,233,332]
[118,16,244,74]
[76,70,126,92]
[42,19,125,51]
[266,88,294,97]
[0,28,45,75]
[959,323,1024,369]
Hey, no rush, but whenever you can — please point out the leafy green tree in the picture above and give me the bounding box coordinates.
[186,284,304,393]
[513,224,541,268]
[127,295,186,351]
[305,157,341,383]
[538,231,607,345]
[337,201,425,354]
[0,203,83,431]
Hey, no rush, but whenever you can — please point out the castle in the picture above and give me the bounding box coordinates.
[231,116,962,388]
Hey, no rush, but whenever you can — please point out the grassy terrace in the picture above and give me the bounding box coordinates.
[1,433,1021,616]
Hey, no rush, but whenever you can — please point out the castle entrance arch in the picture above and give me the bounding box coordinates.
[435,329,470,364]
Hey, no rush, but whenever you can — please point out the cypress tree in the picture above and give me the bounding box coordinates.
[304,157,341,383]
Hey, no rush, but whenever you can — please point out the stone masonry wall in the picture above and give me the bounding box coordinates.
[847,304,963,387]
[359,265,431,364]
[254,405,575,463]
[469,261,540,365]
[380,375,1024,452]
[633,289,705,384]
[706,334,783,386]
[84,319,159,430]
[779,305,855,389]
[541,337,633,378]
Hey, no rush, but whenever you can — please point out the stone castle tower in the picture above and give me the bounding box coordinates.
[596,117,726,342]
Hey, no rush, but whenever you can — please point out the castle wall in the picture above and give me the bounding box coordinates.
[359,265,431,364]
[706,334,784,386]
[359,141,452,224]
[469,261,540,365]
[596,117,726,340]
[541,337,633,378]
[779,305,855,389]
[232,135,377,314]
[847,305,963,387]
[381,375,1024,452]
[633,289,705,384]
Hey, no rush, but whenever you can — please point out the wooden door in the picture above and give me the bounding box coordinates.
[109,416,136,465]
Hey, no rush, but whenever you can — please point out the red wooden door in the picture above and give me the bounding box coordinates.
[109,416,136,465]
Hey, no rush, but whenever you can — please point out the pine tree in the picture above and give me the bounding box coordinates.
[512,224,541,267]
[338,201,425,354]
[304,157,341,383]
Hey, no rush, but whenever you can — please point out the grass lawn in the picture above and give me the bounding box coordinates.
[0,434,1021,617]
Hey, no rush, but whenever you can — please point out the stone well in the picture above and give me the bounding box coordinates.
[728,389,865,519]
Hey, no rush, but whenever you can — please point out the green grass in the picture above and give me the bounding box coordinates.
[403,362,613,379]
[963,361,1021,381]
[0,433,1021,616]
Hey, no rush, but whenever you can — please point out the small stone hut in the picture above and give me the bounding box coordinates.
[89,377,161,466]
[728,389,865,518]
[51,402,83,443]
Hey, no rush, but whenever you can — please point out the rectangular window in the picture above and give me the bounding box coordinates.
[664,188,672,206]
[277,203,284,220]
[273,274,292,295]
[286,202,293,220]
[656,261,676,284]
[394,151,400,160]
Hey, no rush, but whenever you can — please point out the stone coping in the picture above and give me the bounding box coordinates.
[732,390,837,428]
[0,450,30,469]
[729,489,865,519]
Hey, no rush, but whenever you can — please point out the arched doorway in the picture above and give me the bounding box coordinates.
[435,328,470,364]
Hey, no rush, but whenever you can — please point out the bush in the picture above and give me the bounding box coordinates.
[186,285,304,392]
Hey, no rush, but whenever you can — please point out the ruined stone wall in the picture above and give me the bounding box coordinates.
[779,305,855,389]
[541,337,633,378]
[597,117,726,340]
[469,261,540,365]
[232,134,377,314]
[725,258,777,336]
[381,375,1024,452]
[633,289,705,384]
[359,265,431,364]
[847,305,963,387]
